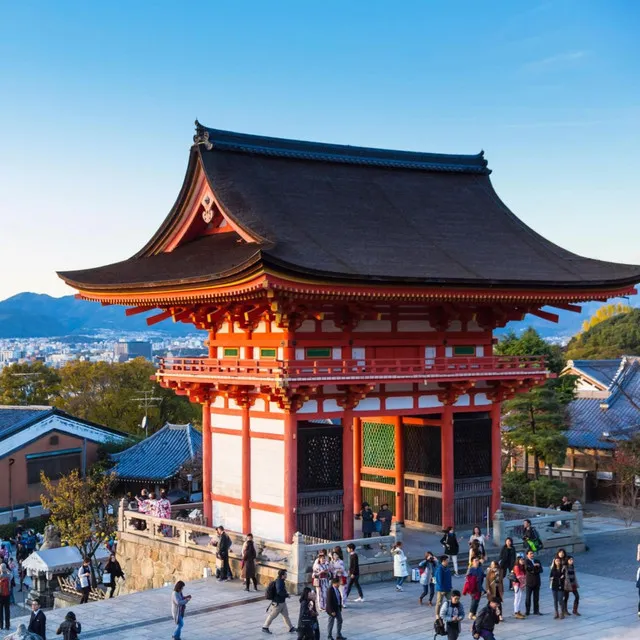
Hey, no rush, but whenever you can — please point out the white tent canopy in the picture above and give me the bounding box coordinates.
[22,545,110,577]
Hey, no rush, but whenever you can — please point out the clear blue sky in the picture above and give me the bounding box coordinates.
[1,0,639,299]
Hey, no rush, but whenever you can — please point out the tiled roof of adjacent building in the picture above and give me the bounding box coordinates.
[566,359,622,390]
[110,423,202,482]
[565,356,640,450]
[58,124,640,295]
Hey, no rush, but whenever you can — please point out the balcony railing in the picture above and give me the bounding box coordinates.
[157,355,548,386]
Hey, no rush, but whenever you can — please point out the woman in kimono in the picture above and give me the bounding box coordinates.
[312,550,332,611]
[156,489,172,536]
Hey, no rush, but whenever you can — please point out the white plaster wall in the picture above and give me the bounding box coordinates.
[445,346,453,357]
[418,395,443,408]
[212,501,242,532]
[476,345,485,357]
[298,320,316,332]
[250,417,285,435]
[270,322,284,333]
[398,320,434,332]
[353,320,392,332]
[467,319,483,331]
[448,320,462,331]
[213,413,242,430]
[454,394,470,406]
[253,398,268,412]
[251,510,285,542]
[295,348,305,360]
[217,321,230,334]
[354,397,381,411]
[212,433,242,498]
[251,439,284,507]
[474,393,491,406]
[211,396,226,409]
[254,321,268,333]
[322,399,343,413]
[269,402,284,414]
[321,320,341,333]
[385,396,413,409]
[332,347,342,359]
[298,400,318,414]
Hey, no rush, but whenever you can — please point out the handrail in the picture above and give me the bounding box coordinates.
[157,355,548,382]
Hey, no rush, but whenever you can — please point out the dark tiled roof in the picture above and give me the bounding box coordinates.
[58,125,640,292]
[110,423,202,482]
[569,359,622,389]
[566,357,640,449]
[0,406,54,440]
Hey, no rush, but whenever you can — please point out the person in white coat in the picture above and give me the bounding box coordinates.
[391,541,409,591]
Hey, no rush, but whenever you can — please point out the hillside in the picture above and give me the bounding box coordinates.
[0,293,199,338]
[565,308,640,360]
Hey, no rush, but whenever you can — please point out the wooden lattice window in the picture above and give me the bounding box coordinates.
[404,424,441,476]
[297,423,343,492]
[223,347,239,357]
[26,449,82,485]
[453,345,476,356]
[260,348,277,359]
[362,422,395,470]
[305,347,331,359]
[453,412,491,478]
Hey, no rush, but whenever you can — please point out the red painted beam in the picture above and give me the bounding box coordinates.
[529,308,560,323]
[125,305,154,316]
[549,303,582,313]
[146,309,173,326]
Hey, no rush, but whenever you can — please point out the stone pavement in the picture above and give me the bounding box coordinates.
[10,561,640,640]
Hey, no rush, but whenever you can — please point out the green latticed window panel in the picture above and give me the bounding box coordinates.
[362,422,395,470]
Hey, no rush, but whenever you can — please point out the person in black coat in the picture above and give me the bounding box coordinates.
[56,611,81,640]
[215,526,233,581]
[524,550,543,616]
[440,526,460,576]
[472,599,501,640]
[28,599,47,640]
[345,543,363,602]
[326,577,346,640]
[360,503,375,538]
[498,538,516,591]
[104,554,125,598]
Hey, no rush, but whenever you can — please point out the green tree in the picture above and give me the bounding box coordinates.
[0,361,61,405]
[566,308,640,360]
[40,469,116,583]
[502,385,568,497]
[613,434,640,526]
[54,359,199,435]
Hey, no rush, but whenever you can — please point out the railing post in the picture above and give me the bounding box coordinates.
[118,498,126,533]
[391,520,403,544]
[289,532,306,592]
[572,500,583,538]
[492,509,504,547]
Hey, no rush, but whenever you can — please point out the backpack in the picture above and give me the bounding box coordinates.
[265,580,277,601]
[0,576,10,598]
[433,617,447,637]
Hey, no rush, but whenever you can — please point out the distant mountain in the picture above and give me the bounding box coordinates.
[0,293,199,338]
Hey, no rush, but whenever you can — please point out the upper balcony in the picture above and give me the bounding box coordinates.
[156,355,549,388]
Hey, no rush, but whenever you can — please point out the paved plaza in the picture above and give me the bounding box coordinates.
[9,529,640,640]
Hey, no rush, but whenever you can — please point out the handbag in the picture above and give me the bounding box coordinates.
[341,576,347,585]
[411,568,420,582]
[374,520,382,533]
[102,572,112,585]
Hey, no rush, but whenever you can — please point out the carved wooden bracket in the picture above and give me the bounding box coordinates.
[336,384,375,410]
[437,381,475,405]
[265,385,317,412]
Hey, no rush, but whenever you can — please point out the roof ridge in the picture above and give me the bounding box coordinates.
[0,405,53,411]
[194,122,491,175]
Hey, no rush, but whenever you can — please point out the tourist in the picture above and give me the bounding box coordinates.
[522,519,542,553]
[563,556,580,616]
[463,556,484,619]
[439,589,465,640]
[376,503,393,536]
[524,549,543,616]
[0,563,11,631]
[157,489,172,536]
[171,581,191,640]
[472,598,501,640]
[55,612,81,640]
[326,577,346,640]
[345,543,363,603]
[311,551,331,611]
[262,569,295,634]
[78,557,92,604]
[214,526,233,581]
[440,526,460,576]
[8,559,17,606]
[418,551,436,606]
[28,599,46,640]
[296,587,319,640]
[329,552,347,606]
[550,556,566,619]
[560,496,573,512]
[636,563,640,618]
[241,533,258,592]
[511,555,526,619]
[332,546,343,561]
[434,555,453,615]
[468,527,486,563]
[391,541,409,591]
[550,547,568,571]
[498,538,515,591]
[360,502,375,544]
[104,553,125,598]
[485,560,502,605]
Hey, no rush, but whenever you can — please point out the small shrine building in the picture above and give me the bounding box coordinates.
[59,123,640,543]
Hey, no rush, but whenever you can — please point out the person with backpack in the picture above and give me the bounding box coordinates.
[0,563,11,631]
[440,527,460,577]
[524,549,543,616]
[439,589,465,640]
[345,543,364,603]
[262,569,296,634]
[522,520,543,553]
[472,598,501,640]
[434,555,453,615]
[56,611,82,640]
[463,557,484,619]
[418,551,436,606]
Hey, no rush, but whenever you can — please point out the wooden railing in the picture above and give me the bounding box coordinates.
[157,355,548,384]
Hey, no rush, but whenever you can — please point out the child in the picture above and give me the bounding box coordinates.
[564,555,580,616]
[418,551,436,606]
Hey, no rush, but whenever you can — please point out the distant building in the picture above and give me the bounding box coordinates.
[113,340,152,362]
[0,406,129,516]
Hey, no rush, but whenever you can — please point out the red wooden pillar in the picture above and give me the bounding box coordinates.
[353,417,362,517]
[491,401,502,517]
[394,416,405,522]
[202,399,212,527]
[441,405,454,528]
[342,410,354,539]
[284,412,298,542]
[242,401,251,534]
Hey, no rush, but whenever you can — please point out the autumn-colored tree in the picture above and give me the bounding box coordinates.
[581,302,632,333]
[40,469,116,583]
[0,361,61,405]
